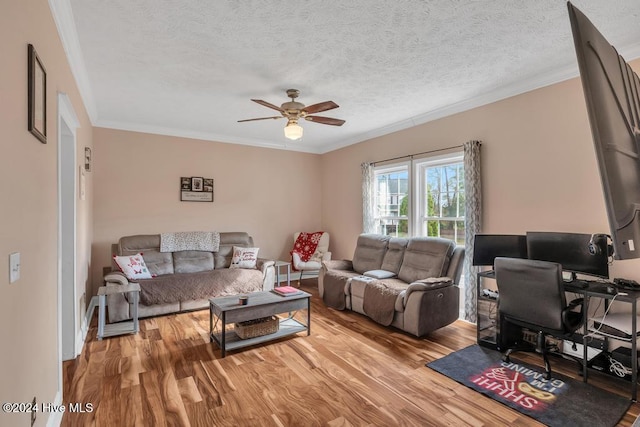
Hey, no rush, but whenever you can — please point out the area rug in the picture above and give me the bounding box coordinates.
[427,344,630,427]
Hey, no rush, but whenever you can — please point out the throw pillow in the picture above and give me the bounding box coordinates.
[364,269,397,279]
[230,246,259,269]
[113,253,153,280]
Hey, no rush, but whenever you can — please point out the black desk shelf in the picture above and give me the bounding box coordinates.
[477,270,499,350]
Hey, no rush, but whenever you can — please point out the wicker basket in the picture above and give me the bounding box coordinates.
[234,316,279,339]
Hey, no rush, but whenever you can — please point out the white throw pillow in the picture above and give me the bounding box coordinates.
[230,246,259,269]
[364,269,397,279]
[113,253,153,280]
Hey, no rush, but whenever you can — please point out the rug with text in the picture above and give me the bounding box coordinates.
[427,344,630,427]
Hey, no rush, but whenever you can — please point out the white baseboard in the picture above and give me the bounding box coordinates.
[276,270,319,284]
[75,296,98,356]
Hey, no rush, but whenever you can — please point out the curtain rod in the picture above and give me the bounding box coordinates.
[370,144,465,166]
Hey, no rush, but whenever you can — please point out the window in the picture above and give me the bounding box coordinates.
[372,153,464,243]
[415,155,465,245]
[373,163,410,237]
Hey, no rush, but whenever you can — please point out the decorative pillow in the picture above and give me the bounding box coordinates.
[113,253,153,280]
[230,246,259,269]
[364,269,397,279]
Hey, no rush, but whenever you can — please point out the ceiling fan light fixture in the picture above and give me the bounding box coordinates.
[284,121,303,140]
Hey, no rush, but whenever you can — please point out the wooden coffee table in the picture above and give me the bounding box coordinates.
[209,290,310,357]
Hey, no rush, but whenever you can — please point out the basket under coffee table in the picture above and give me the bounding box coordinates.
[209,290,311,357]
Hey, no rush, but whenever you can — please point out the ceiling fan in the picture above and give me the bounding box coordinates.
[238,89,345,140]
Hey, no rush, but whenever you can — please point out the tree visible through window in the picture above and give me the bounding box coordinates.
[419,160,465,245]
[372,154,464,243]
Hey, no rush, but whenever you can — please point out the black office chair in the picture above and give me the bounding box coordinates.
[494,257,585,380]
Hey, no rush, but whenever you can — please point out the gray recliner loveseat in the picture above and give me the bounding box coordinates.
[319,234,464,336]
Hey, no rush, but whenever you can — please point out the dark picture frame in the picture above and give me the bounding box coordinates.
[84,147,92,172]
[28,44,47,144]
[191,177,203,191]
[180,176,213,202]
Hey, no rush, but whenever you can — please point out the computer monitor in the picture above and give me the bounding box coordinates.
[472,234,528,267]
[526,231,609,279]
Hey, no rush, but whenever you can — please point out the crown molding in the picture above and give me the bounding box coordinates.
[94,119,323,154]
[48,0,97,123]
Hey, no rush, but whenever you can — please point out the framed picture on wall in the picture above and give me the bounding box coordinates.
[28,44,47,144]
[84,147,92,171]
[191,177,203,191]
[180,177,213,202]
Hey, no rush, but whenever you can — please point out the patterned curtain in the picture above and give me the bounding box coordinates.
[463,140,482,322]
[361,162,376,233]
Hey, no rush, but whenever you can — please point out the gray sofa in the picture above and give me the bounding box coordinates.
[319,234,464,336]
[104,232,275,322]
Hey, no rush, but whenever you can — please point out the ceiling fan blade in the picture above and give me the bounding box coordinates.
[251,99,284,112]
[305,116,345,126]
[237,116,284,123]
[303,101,339,115]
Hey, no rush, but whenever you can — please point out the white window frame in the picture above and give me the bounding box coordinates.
[373,161,411,237]
[413,153,464,242]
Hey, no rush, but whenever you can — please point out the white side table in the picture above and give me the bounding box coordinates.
[274,260,291,287]
[97,283,140,340]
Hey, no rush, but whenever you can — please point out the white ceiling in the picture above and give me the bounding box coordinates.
[51,1,640,154]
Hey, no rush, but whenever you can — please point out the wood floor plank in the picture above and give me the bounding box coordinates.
[61,279,638,426]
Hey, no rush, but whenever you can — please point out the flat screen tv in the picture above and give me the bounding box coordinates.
[472,234,528,267]
[568,2,640,260]
[526,231,609,279]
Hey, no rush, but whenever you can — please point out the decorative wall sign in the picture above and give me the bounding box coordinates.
[28,44,47,144]
[84,147,92,171]
[180,176,213,202]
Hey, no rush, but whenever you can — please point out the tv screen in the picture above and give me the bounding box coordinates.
[472,234,528,267]
[526,231,609,279]
[568,2,640,260]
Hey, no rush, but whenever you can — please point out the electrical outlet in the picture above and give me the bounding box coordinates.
[31,396,36,427]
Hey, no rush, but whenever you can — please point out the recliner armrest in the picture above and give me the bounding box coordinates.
[257,258,275,271]
[322,251,332,261]
[104,271,129,286]
[403,277,453,306]
[322,259,353,271]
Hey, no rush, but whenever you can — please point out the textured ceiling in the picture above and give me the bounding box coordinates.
[53,1,640,153]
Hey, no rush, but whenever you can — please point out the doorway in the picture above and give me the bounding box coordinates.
[57,94,80,397]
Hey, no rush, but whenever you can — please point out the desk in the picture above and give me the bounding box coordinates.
[477,273,640,400]
[566,280,640,401]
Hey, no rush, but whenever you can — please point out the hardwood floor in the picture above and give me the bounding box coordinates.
[63,280,640,426]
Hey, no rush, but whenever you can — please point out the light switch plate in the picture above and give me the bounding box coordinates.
[9,252,20,283]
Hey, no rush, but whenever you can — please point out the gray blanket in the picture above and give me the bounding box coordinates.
[137,268,262,305]
[363,280,405,326]
[322,270,357,310]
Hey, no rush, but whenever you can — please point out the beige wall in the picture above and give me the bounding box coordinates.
[0,0,93,425]
[321,59,640,281]
[91,128,322,294]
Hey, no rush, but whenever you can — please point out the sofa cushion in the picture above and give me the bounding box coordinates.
[398,237,455,284]
[141,250,174,276]
[215,232,255,269]
[380,237,408,274]
[173,250,214,273]
[352,234,390,274]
